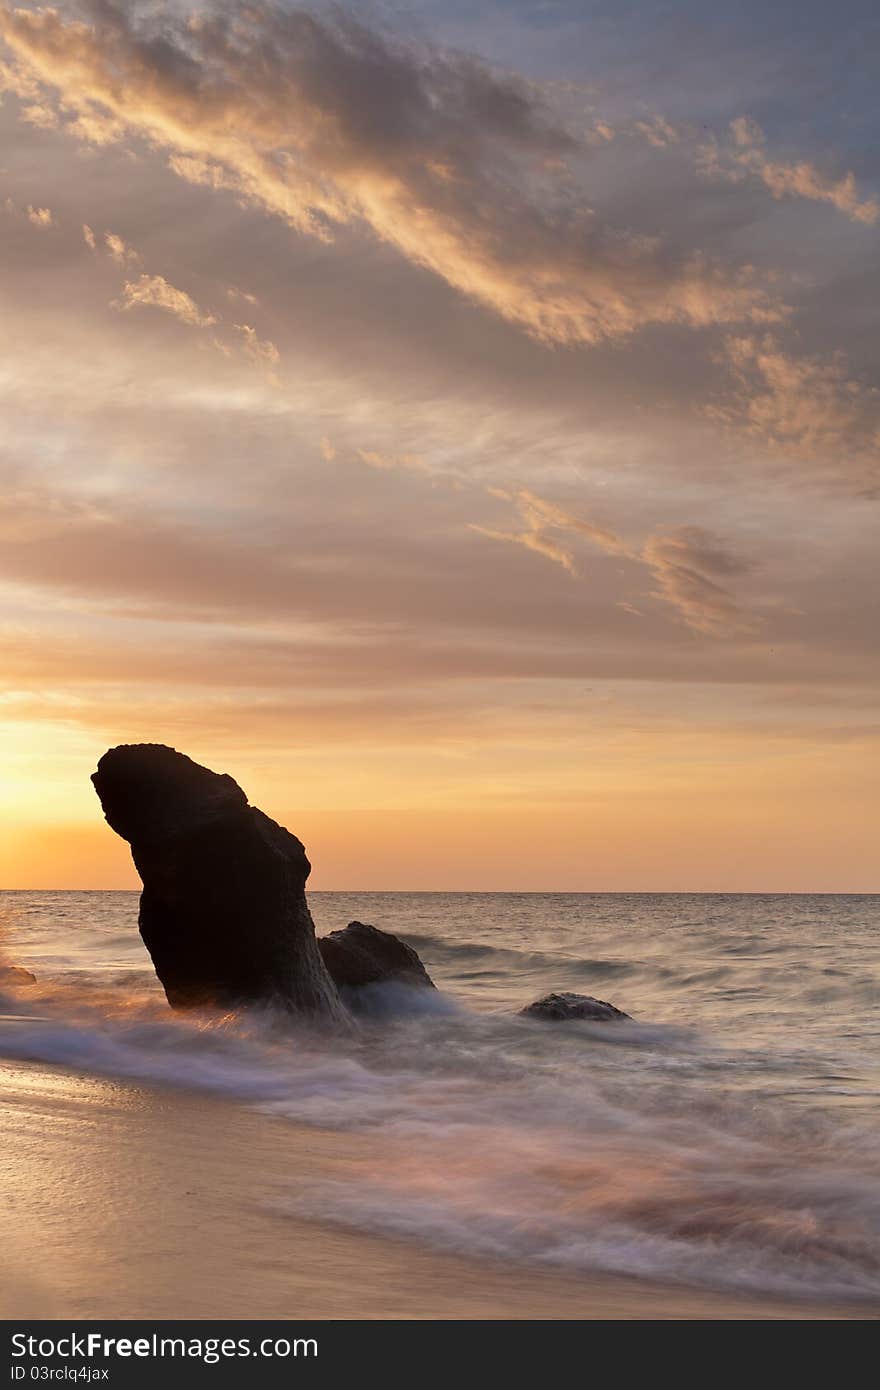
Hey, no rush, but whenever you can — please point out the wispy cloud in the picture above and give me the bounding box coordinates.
[233,322,280,371]
[471,488,627,576]
[0,2,779,345]
[0,1,877,892]
[227,285,259,307]
[700,117,878,226]
[356,447,426,474]
[641,527,756,635]
[112,273,217,328]
[472,488,756,634]
[715,335,880,468]
[104,230,140,266]
[96,236,279,372]
[633,115,679,148]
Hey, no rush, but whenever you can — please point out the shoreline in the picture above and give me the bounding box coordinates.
[1,1057,876,1321]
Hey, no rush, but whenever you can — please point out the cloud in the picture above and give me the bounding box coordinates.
[472,487,628,576]
[112,273,217,327]
[700,117,878,226]
[716,335,880,468]
[632,116,679,148]
[227,285,258,307]
[514,489,629,557]
[104,230,139,265]
[473,488,756,634]
[472,519,580,575]
[20,98,56,127]
[0,49,37,96]
[356,447,426,474]
[0,3,878,893]
[7,199,280,380]
[0,1,779,345]
[62,101,125,146]
[641,527,756,635]
[86,233,277,368]
[26,203,54,227]
[233,322,280,371]
[0,467,771,664]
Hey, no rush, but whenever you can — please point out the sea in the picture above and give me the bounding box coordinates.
[1,890,879,1304]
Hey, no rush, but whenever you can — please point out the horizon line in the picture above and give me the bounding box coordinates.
[1,887,878,897]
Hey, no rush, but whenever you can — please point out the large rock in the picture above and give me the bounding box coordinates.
[318,921,435,992]
[92,744,347,1022]
[520,991,630,1022]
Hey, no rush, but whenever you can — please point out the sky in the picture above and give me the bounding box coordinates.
[0,0,877,890]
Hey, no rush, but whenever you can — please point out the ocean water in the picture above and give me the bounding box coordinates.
[1,889,879,1303]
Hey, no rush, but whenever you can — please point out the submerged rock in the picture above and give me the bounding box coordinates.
[91,743,347,1022]
[0,965,36,986]
[318,921,435,992]
[520,991,630,1023]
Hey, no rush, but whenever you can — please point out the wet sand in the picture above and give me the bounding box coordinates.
[0,1057,875,1320]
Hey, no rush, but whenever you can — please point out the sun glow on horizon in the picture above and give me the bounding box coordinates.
[0,1,877,893]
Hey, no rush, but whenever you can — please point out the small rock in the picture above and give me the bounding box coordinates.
[520,991,630,1022]
[319,921,435,991]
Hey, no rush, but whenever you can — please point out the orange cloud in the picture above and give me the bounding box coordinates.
[233,322,280,372]
[473,489,757,634]
[112,273,217,328]
[0,3,779,345]
[700,117,878,225]
[20,98,56,127]
[633,116,679,148]
[26,202,54,227]
[716,335,880,467]
[471,488,628,576]
[641,528,756,636]
[104,230,140,266]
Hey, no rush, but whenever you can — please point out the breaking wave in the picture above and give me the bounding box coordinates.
[2,889,879,1304]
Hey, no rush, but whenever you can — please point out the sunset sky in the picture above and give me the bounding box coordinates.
[0,1,877,890]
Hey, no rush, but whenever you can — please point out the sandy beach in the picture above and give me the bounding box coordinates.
[1,1056,875,1322]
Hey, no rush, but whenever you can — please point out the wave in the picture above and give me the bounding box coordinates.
[2,971,878,1304]
[404,931,641,982]
[281,1150,880,1301]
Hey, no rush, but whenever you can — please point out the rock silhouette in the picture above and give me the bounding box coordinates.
[91,744,628,1026]
[520,991,630,1022]
[91,744,347,1021]
[318,921,435,992]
